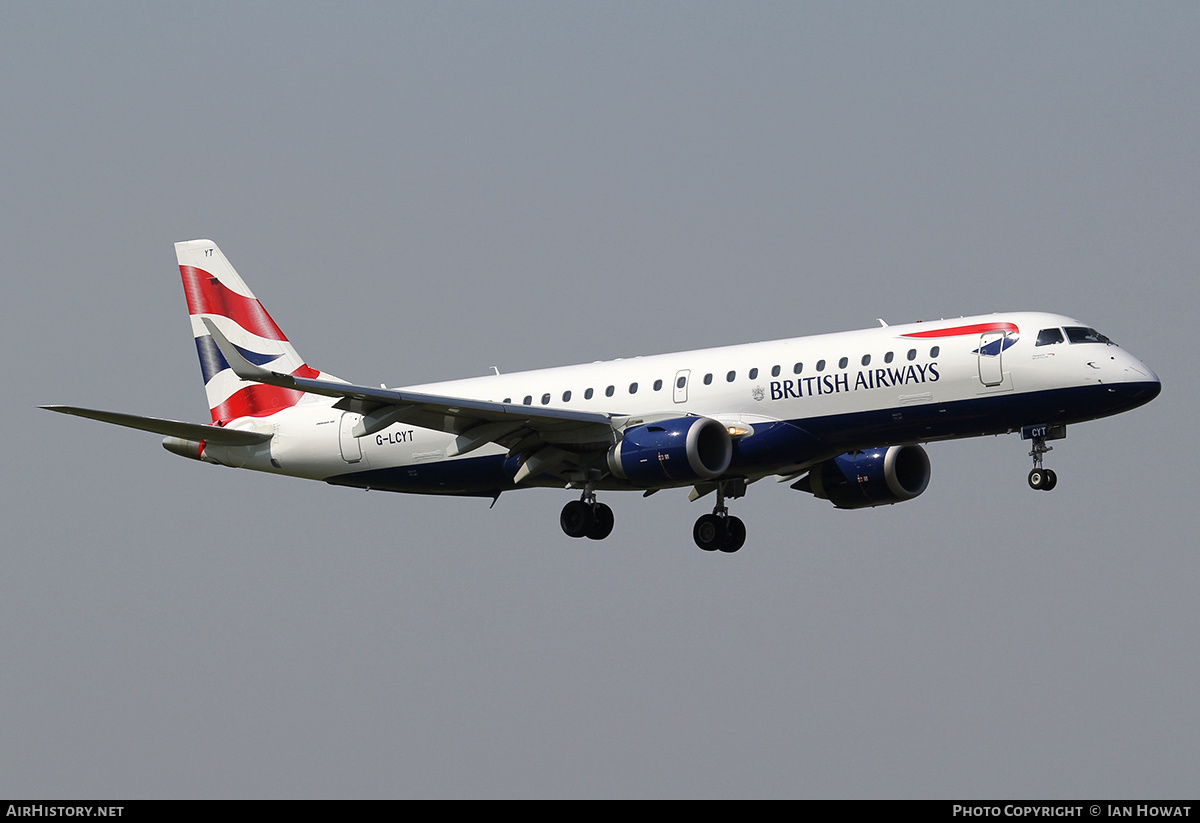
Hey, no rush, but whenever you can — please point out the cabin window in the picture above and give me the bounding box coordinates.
[838,357,848,369]
[884,351,894,363]
[930,346,940,357]
[1036,328,1065,346]
[726,371,736,382]
[562,390,571,402]
[676,376,686,389]
[541,393,551,405]
[503,398,511,404]
[585,388,594,400]
[653,379,663,391]
[816,360,826,372]
[629,382,638,394]
[793,363,802,375]
[704,373,713,385]
[861,354,871,366]
[749,368,758,380]
[772,365,781,377]
[907,349,917,361]
[523,395,532,405]
[605,385,615,397]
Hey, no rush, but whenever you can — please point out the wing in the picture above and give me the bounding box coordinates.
[202,319,619,480]
[41,405,272,446]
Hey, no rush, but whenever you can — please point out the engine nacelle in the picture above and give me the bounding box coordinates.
[807,444,931,509]
[607,416,733,487]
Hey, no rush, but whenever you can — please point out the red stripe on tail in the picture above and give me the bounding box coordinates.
[209,364,322,423]
[180,265,288,341]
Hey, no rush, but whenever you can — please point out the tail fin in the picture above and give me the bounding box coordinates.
[176,239,329,423]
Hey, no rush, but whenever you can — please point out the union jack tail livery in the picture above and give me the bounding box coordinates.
[176,239,329,423]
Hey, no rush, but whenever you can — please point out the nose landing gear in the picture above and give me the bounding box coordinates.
[1023,424,1065,491]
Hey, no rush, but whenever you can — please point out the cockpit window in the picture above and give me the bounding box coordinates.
[1065,326,1114,345]
[1036,328,1065,346]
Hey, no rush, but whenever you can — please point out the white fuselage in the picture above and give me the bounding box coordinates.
[202,311,1160,495]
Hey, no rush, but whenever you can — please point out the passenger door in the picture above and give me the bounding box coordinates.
[977,332,1006,387]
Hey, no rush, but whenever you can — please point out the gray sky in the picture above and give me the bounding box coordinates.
[3,2,1197,798]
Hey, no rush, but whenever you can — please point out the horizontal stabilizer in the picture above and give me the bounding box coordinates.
[41,405,272,446]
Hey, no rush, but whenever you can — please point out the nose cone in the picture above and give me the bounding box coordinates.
[1119,354,1161,408]
[1141,367,1162,402]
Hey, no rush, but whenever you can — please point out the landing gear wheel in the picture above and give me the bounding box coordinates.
[560,500,591,538]
[1028,468,1058,491]
[585,503,614,540]
[719,516,746,553]
[694,480,749,552]
[562,497,615,540]
[693,514,724,551]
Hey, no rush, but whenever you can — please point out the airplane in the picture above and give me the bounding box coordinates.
[44,240,1161,553]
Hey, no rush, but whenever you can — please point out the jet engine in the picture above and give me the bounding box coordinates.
[608,416,733,487]
[798,444,930,509]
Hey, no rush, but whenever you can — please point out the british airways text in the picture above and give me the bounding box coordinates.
[770,363,939,400]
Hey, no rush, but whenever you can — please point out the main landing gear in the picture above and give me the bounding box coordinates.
[560,485,614,540]
[692,482,746,553]
[558,481,748,552]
